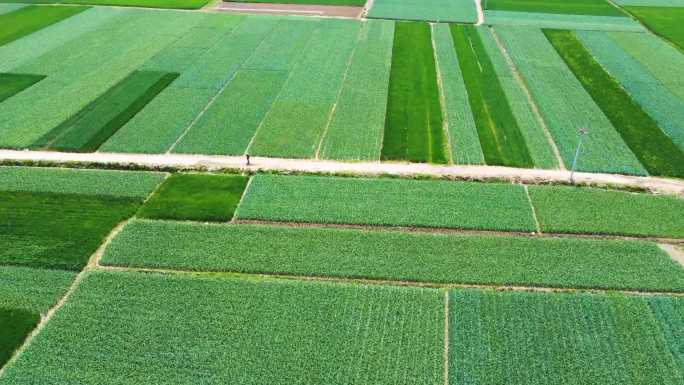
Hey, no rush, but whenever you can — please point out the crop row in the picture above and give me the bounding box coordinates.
[1,270,681,384]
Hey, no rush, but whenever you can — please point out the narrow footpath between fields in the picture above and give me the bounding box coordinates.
[1,149,683,196]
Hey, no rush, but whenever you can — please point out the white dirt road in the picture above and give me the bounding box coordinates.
[1,149,683,196]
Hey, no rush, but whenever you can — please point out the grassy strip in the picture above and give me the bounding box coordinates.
[319,20,395,161]
[172,70,287,155]
[0,166,165,198]
[529,185,684,238]
[0,73,44,103]
[449,289,683,384]
[367,0,478,23]
[138,174,248,222]
[230,0,367,7]
[484,0,624,16]
[32,71,178,152]
[0,266,76,314]
[626,6,684,51]
[0,0,210,9]
[101,16,277,154]
[450,25,534,168]
[248,19,360,159]
[0,270,444,384]
[0,191,142,270]
[577,30,684,152]
[0,5,87,47]
[0,308,40,368]
[432,24,484,165]
[102,220,684,292]
[544,29,684,178]
[494,26,646,175]
[382,21,447,163]
[237,174,536,231]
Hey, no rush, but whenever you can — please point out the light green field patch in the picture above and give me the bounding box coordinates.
[319,19,394,161]
[367,0,478,23]
[237,174,536,231]
[248,19,361,158]
[242,18,319,71]
[494,26,646,175]
[0,271,444,384]
[0,166,165,199]
[432,24,483,165]
[449,290,684,385]
[0,3,25,15]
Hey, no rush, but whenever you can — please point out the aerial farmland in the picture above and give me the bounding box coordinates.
[0,0,683,384]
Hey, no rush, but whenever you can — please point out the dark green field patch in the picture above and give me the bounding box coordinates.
[382,21,447,164]
[449,290,683,385]
[544,29,684,178]
[138,173,249,222]
[450,25,533,168]
[0,191,141,270]
[33,71,178,152]
[0,5,87,47]
[0,307,40,367]
[484,0,624,16]
[626,6,684,51]
[0,73,45,103]
[103,220,684,292]
[0,271,444,384]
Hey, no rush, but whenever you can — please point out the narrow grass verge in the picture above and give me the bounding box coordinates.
[543,29,684,178]
[137,173,249,222]
[0,73,45,103]
[102,220,684,292]
[0,5,87,47]
[32,71,178,152]
[382,21,447,164]
[450,25,534,168]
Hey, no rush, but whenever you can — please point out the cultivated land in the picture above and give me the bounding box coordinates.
[1,0,684,381]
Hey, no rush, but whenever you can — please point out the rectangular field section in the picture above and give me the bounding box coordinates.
[367,0,478,23]
[102,220,684,292]
[625,6,684,50]
[0,271,444,385]
[528,185,684,238]
[0,5,87,47]
[450,290,684,385]
[236,174,536,231]
[0,73,44,102]
[484,0,625,16]
[381,21,447,164]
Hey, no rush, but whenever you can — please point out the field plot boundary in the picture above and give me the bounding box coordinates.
[1,149,683,195]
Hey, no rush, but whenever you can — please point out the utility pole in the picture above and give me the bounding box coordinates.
[570,128,588,184]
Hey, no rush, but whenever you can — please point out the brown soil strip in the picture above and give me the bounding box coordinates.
[658,243,684,267]
[214,2,363,18]
[234,219,684,244]
[97,264,684,297]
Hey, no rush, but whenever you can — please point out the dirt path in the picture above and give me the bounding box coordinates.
[659,244,684,267]
[214,2,363,18]
[2,149,683,196]
[475,0,484,26]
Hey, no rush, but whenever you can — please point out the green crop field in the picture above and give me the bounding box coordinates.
[0,0,211,9]
[450,25,534,168]
[382,22,447,163]
[138,173,248,222]
[0,73,44,103]
[0,265,76,314]
[0,5,87,47]
[230,0,366,5]
[484,10,645,31]
[103,220,684,291]
[545,29,684,178]
[626,6,684,51]
[528,185,684,238]
[0,271,444,384]
[449,289,684,384]
[484,0,625,16]
[237,174,536,231]
[0,308,40,367]
[367,0,478,23]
